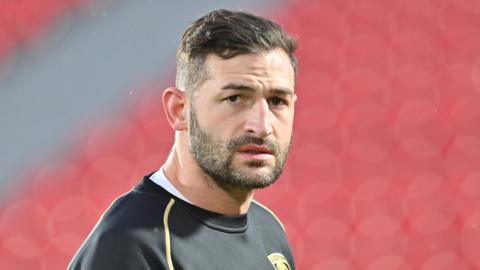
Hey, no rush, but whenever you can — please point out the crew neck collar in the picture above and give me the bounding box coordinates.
[136,175,249,233]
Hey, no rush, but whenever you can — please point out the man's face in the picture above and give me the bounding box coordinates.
[188,48,296,190]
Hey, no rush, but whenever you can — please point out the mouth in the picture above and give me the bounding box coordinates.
[238,144,273,154]
[237,144,274,161]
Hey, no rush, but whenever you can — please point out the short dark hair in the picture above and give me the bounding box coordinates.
[175,9,297,92]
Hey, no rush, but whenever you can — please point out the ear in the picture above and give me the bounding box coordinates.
[162,87,188,131]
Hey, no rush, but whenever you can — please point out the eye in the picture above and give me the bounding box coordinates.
[268,96,288,107]
[224,95,241,104]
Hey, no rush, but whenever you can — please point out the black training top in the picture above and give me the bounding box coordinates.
[68,175,295,270]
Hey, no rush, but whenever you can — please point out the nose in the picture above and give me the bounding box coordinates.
[244,99,273,138]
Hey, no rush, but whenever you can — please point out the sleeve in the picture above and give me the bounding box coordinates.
[68,231,167,270]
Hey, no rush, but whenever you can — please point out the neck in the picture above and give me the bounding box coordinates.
[162,143,255,215]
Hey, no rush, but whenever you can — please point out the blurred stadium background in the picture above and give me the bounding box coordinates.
[2,0,480,269]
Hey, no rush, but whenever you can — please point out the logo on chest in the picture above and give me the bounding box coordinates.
[268,253,291,270]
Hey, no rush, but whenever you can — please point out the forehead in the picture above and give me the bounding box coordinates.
[201,49,295,91]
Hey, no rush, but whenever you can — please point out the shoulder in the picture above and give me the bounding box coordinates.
[250,200,286,233]
[99,189,172,230]
[68,190,176,269]
[68,225,165,270]
[250,201,296,269]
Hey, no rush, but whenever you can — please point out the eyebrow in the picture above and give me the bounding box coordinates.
[221,83,294,97]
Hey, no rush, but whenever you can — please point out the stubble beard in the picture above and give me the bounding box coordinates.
[188,107,291,190]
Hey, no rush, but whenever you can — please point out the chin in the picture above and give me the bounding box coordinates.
[240,168,276,182]
[229,161,279,188]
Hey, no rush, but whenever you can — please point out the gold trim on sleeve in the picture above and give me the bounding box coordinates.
[163,198,176,270]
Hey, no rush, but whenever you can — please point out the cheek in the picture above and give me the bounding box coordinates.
[213,111,249,135]
[200,116,240,143]
[273,112,294,133]
[272,126,293,148]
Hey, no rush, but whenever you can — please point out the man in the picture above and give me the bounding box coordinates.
[69,9,297,270]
